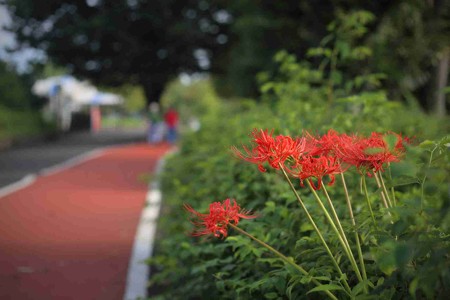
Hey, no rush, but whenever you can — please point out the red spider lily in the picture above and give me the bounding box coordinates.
[232,129,306,172]
[290,155,344,190]
[184,199,257,238]
[305,130,352,157]
[337,132,405,175]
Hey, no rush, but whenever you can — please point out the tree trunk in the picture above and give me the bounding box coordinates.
[434,48,449,116]
[140,76,166,107]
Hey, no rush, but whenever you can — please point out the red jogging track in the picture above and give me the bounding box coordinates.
[0,143,170,300]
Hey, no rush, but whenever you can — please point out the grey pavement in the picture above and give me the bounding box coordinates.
[0,128,147,188]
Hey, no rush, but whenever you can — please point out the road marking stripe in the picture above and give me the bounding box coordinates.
[39,148,106,177]
[0,174,36,199]
[0,147,112,199]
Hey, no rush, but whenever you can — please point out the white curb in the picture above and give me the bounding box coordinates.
[123,157,166,300]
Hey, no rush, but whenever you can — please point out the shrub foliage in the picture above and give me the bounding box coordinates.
[149,12,449,300]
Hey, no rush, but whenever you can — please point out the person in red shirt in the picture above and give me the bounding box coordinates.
[164,106,179,143]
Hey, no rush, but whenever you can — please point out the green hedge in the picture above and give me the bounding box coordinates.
[150,92,448,299]
[0,105,55,142]
[150,107,450,299]
[149,13,448,299]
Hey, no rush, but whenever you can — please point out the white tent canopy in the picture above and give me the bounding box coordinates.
[32,75,123,107]
[32,75,123,131]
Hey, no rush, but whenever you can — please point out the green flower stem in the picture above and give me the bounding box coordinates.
[340,173,355,226]
[229,224,338,300]
[321,185,353,255]
[420,145,436,210]
[361,175,377,227]
[373,171,394,223]
[372,171,391,209]
[377,171,393,208]
[306,182,347,250]
[387,163,397,206]
[278,164,352,294]
[339,173,368,291]
[308,182,363,285]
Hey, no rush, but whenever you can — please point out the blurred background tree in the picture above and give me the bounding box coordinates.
[369,0,450,116]
[214,0,448,115]
[102,84,146,114]
[160,77,220,124]
[0,60,31,110]
[4,0,229,105]
[3,0,449,113]
[0,60,54,140]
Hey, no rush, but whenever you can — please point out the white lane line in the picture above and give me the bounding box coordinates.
[0,174,36,199]
[39,148,106,177]
[123,157,166,300]
[0,147,110,199]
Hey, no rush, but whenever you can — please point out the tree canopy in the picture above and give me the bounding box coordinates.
[5,0,449,112]
[5,0,229,103]
[0,60,30,109]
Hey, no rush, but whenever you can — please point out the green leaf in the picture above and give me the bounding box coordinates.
[307,47,325,57]
[437,135,450,146]
[330,70,343,85]
[409,277,419,296]
[306,284,344,294]
[390,176,419,187]
[376,277,385,287]
[371,241,397,275]
[339,273,348,281]
[300,222,314,232]
[260,82,274,93]
[300,275,312,284]
[351,281,366,296]
[350,46,372,60]
[390,161,418,178]
[313,276,331,282]
[215,279,225,291]
[383,134,398,151]
[441,86,450,94]
[336,41,350,59]
[264,292,279,299]
[286,284,296,300]
[394,243,414,268]
[264,200,276,212]
[419,140,435,149]
[351,280,375,297]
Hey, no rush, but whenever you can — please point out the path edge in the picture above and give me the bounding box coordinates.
[123,151,170,300]
[0,148,107,199]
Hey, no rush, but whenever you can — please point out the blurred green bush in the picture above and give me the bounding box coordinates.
[0,105,56,143]
[0,62,56,144]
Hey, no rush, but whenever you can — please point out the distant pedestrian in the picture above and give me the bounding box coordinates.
[164,106,179,144]
[147,102,164,143]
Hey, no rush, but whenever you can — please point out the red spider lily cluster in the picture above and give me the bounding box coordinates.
[231,129,306,173]
[185,129,410,238]
[184,199,256,238]
[233,129,410,190]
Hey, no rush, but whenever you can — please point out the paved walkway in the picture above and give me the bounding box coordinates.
[0,142,170,300]
[0,128,147,188]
